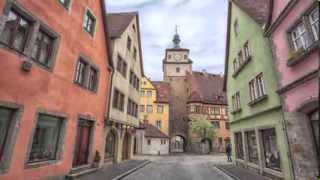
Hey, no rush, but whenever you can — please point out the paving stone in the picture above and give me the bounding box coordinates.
[215,164,270,180]
[77,160,147,180]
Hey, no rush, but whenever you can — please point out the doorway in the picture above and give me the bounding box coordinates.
[73,119,93,167]
[122,132,130,160]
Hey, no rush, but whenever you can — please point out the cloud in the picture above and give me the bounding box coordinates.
[107,0,228,80]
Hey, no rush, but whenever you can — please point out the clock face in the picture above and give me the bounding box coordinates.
[174,54,181,60]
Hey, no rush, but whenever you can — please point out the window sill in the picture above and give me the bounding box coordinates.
[232,56,252,78]
[231,108,242,114]
[73,81,97,94]
[248,95,268,106]
[25,160,59,169]
[287,40,319,67]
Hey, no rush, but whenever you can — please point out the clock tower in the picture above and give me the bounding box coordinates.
[163,29,192,80]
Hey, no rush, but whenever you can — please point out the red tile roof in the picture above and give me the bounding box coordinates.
[106,12,136,38]
[187,71,227,105]
[138,123,169,138]
[233,0,271,25]
[152,81,171,103]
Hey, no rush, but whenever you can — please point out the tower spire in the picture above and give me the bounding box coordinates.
[173,25,181,48]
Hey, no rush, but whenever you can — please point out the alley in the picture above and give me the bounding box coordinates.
[123,155,233,180]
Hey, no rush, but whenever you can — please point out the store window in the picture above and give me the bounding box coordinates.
[234,132,244,159]
[261,128,281,171]
[246,131,259,164]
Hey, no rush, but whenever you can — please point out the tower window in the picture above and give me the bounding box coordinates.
[168,55,172,59]
[176,67,180,73]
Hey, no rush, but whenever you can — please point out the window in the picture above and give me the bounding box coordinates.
[140,90,145,96]
[190,105,195,113]
[233,59,238,72]
[74,58,99,92]
[74,59,88,87]
[157,105,164,113]
[88,67,98,91]
[146,105,153,113]
[127,99,137,117]
[225,122,230,130]
[112,89,125,111]
[127,36,132,50]
[232,92,241,111]
[195,105,201,113]
[168,55,172,59]
[176,67,180,73]
[83,9,96,36]
[249,73,266,101]
[161,139,166,145]
[0,107,15,161]
[234,19,239,36]
[146,91,152,97]
[290,23,312,51]
[234,132,244,159]
[309,110,319,156]
[218,137,223,145]
[133,47,137,60]
[28,114,63,163]
[238,51,243,65]
[0,9,31,53]
[246,131,259,164]
[147,139,151,145]
[261,128,281,171]
[58,0,71,9]
[309,8,319,41]
[139,105,145,112]
[30,29,55,67]
[243,41,250,59]
[213,107,220,115]
[156,120,161,129]
[129,71,139,90]
[184,55,187,59]
[132,24,136,31]
[116,56,127,78]
[212,121,220,129]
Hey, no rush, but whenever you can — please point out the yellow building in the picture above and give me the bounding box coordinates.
[139,77,170,135]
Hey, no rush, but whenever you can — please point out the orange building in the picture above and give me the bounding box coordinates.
[0,0,111,179]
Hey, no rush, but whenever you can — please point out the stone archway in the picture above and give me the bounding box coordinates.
[170,135,186,153]
[122,131,131,160]
[201,138,212,154]
[104,129,118,162]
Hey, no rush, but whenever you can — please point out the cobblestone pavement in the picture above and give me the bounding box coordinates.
[77,160,147,180]
[123,154,233,180]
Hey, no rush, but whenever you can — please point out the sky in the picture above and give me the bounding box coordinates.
[107,0,228,80]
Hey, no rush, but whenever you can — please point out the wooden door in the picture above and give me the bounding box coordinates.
[73,119,92,167]
[122,132,129,160]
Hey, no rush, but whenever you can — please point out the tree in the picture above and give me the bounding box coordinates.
[190,118,216,140]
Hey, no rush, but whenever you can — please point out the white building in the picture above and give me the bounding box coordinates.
[136,123,169,155]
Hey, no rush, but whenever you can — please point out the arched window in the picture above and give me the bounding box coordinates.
[105,131,116,159]
[309,110,319,152]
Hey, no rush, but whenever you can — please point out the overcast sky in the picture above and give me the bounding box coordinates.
[107,0,228,80]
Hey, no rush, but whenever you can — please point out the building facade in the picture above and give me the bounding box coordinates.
[105,12,144,164]
[224,1,293,179]
[139,77,170,136]
[136,123,169,155]
[0,0,112,179]
[265,0,319,179]
[187,72,229,154]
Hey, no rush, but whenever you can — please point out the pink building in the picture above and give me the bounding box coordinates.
[265,0,319,180]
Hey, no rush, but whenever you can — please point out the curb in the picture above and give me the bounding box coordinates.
[214,166,240,180]
[111,160,151,180]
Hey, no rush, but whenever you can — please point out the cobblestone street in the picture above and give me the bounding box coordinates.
[123,154,233,180]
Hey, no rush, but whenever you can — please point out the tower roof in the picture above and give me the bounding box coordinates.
[172,25,181,48]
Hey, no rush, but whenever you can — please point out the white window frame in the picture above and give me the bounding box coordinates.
[309,8,319,41]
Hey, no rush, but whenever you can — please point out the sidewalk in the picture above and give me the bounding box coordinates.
[77,160,149,180]
[215,165,271,180]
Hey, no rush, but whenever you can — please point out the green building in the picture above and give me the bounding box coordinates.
[224,1,293,180]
